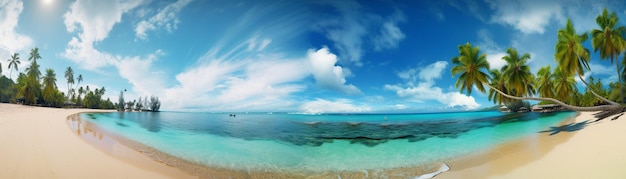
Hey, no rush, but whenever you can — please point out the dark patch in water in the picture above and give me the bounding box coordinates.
[93,112,566,147]
[116,122,129,127]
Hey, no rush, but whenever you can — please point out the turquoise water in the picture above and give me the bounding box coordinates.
[77,111,576,173]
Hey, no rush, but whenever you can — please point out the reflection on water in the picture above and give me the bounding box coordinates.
[68,114,103,140]
[90,111,564,147]
[106,112,162,132]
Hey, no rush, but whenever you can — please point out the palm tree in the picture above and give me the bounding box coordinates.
[556,18,618,105]
[535,66,556,99]
[65,67,74,100]
[450,42,490,95]
[452,42,617,111]
[76,74,83,88]
[26,47,42,81]
[78,86,84,98]
[42,68,57,105]
[592,8,626,103]
[488,69,511,105]
[7,53,20,81]
[501,48,535,97]
[28,47,41,63]
[552,69,576,102]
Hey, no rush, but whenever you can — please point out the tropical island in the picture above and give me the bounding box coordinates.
[2,1,626,179]
[0,48,161,112]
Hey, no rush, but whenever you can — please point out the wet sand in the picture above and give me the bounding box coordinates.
[439,111,626,178]
[0,103,194,179]
[5,102,626,178]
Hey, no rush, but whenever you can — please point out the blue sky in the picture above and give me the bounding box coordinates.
[1,0,625,113]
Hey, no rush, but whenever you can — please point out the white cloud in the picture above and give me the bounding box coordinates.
[476,29,507,70]
[160,45,361,111]
[246,37,272,52]
[113,50,166,96]
[314,1,406,66]
[63,0,144,69]
[485,0,564,34]
[62,0,167,101]
[0,0,33,66]
[576,62,618,84]
[418,61,447,83]
[135,0,193,40]
[373,10,406,51]
[308,47,361,95]
[299,98,371,114]
[395,104,408,110]
[384,61,480,110]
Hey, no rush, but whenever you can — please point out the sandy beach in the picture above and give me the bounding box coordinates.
[0,103,195,179]
[2,102,626,178]
[440,111,626,179]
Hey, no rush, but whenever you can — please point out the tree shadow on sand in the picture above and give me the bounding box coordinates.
[540,108,626,136]
[539,121,590,135]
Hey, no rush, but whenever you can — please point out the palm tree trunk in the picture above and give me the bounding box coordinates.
[615,53,624,104]
[577,74,620,106]
[485,84,619,112]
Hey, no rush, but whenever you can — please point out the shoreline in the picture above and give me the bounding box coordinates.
[0,103,194,179]
[4,102,625,178]
[71,110,580,178]
[439,111,626,178]
[70,113,445,178]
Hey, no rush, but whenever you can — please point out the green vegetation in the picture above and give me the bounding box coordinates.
[0,47,162,111]
[451,8,625,112]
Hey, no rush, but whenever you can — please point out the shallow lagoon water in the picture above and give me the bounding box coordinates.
[76,111,576,173]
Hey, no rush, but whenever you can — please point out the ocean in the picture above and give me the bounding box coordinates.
[70,111,576,175]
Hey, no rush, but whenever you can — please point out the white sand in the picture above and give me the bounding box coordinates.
[4,102,626,178]
[439,111,626,179]
[0,103,195,179]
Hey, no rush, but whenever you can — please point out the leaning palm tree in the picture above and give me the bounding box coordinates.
[65,67,74,100]
[557,18,618,106]
[7,53,20,81]
[501,48,535,97]
[591,8,626,103]
[451,42,617,111]
[488,69,511,105]
[42,68,57,105]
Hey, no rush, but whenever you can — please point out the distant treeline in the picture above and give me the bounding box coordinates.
[0,47,161,111]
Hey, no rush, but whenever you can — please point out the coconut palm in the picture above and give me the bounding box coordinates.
[42,68,57,105]
[501,48,535,97]
[16,72,38,105]
[25,61,41,82]
[552,69,576,102]
[76,74,83,88]
[488,69,510,105]
[452,42,617,111]
[65,67,74,100]
[28,47,41,63]
[450,42,490,95]
[556,19,618,105]
[535,66,556,99]
[7,53,20,81]
[591,8,626,103]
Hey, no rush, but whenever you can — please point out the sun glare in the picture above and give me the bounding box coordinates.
[42,0,53,5]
